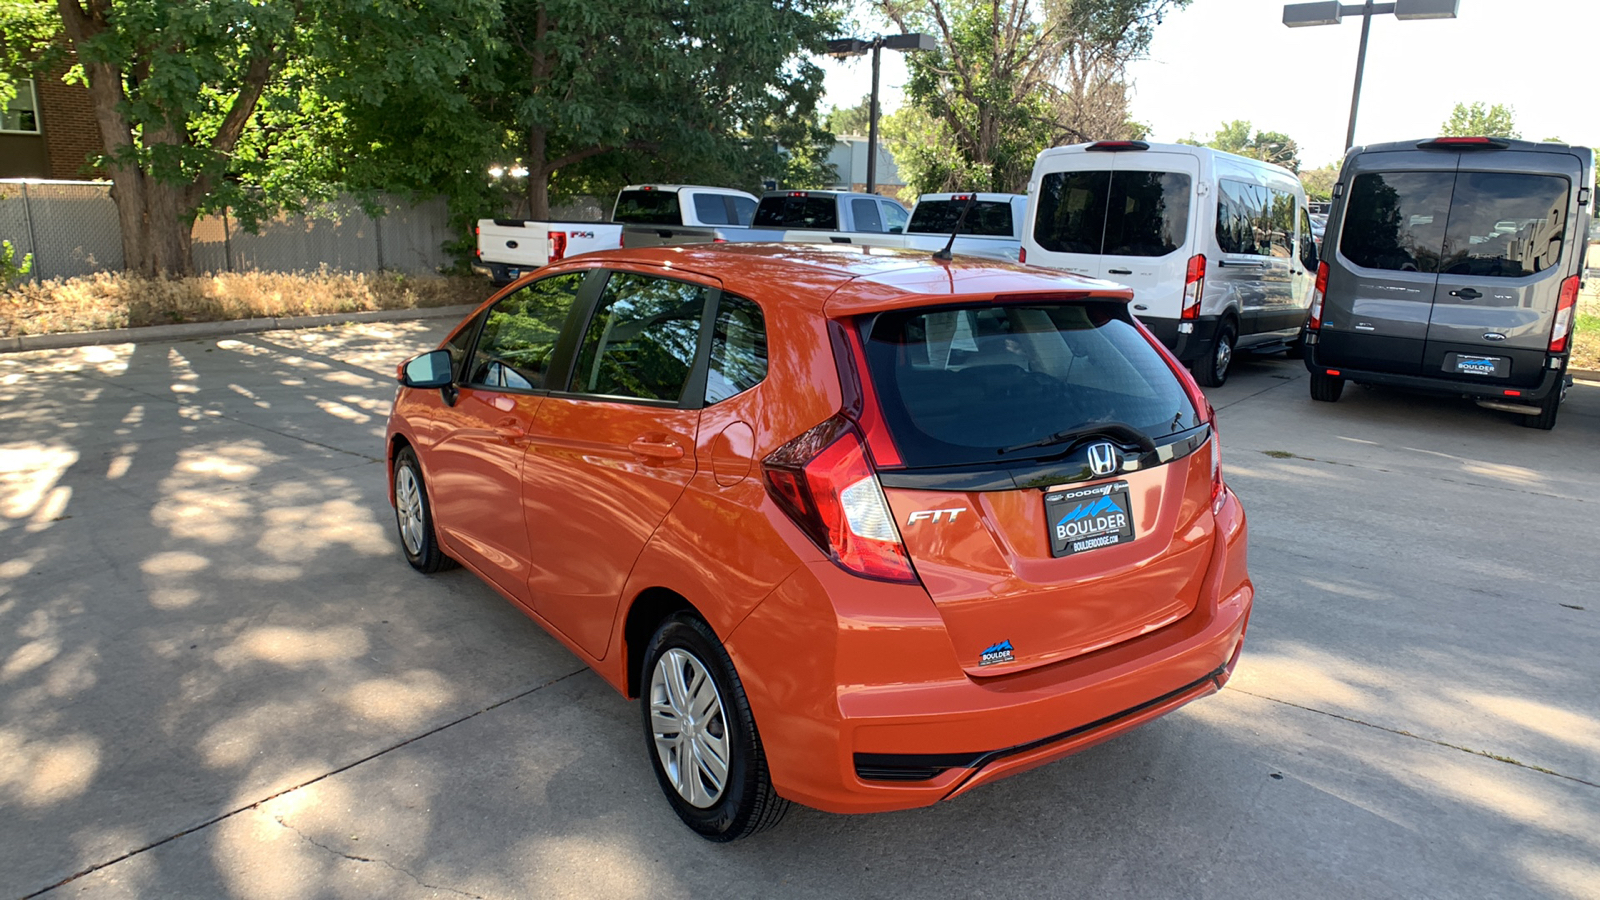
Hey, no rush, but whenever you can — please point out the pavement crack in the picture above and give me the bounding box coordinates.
[271,815,486,899]
[20,667,587,899]
[1227,686,1600,789]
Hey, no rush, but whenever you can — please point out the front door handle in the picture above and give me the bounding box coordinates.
[494,418,528,443]
[1451,288,1483,300]
[629,437,685,463]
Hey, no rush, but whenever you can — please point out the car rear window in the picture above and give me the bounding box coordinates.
[1440,172,1569,277]
[613,190,684,225]
[1033,170,1191,257]
[861,303,1203,468]
[908,199,1016,237]
[753,195,839,229]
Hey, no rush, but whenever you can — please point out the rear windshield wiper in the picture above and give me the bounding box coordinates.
[996,422,1156,457]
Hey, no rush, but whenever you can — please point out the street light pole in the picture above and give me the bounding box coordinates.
[826,32,935,195]
[1284,0,1459,151]
[867,39,882,193]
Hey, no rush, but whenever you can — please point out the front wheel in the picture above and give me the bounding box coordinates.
[1193,321,1236,388]
[393,446,455,573]
[642,613,788,841]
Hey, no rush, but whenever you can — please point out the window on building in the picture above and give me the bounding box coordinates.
[1,79,40,134]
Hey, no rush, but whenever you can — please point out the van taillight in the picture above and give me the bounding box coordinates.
[1550,275,1580,353]
[548,231,568,262]
[762,415,917,584]
[1307,261,1330,331]
[1181,254,1206,320]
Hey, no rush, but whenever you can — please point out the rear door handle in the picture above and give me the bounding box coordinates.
[628,438,685,463]
[1450,288,1483,300]
[1218,260,1264,268]
[1107,268,1133,275]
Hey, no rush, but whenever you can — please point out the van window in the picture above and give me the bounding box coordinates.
[1440,172,1569,277]
[1216,180,1275,257]
[1269,190,1295,259]
[1034,170,1190,257]
[1339,172,1454,272]
[910,199,1016,236]
[861,303,1202,468]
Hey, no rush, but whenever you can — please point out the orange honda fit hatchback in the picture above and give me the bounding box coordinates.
[386,244,1252,840]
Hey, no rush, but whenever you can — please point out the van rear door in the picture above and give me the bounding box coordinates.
[1320,152,1455,375]
[1423,154,1581,387]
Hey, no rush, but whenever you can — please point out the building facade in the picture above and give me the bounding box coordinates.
[1,69,101,181]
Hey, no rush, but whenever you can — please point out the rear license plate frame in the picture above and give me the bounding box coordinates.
[1448,353,1507,377]
[1045,480,1135,558]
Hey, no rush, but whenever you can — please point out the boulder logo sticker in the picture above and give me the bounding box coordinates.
[1044,480,1135,557]
[979,640,1014,666]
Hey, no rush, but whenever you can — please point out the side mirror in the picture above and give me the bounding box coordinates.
[399,349,454,389]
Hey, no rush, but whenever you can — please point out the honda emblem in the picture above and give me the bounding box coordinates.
[1087,442,1119,477]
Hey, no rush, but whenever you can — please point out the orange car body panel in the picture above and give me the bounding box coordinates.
[386,243,1253,814]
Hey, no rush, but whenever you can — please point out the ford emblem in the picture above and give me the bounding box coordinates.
[1482,332,1507,342]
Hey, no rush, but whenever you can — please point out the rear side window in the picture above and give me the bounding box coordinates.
[570,273,711,403]
[1339,172,1454,272]
[612,190,684,225]
[705,296,768,404]
[1034,170,1190,257]
[692,193,733,225]
[466,273,585,391]
[861,303,1202,468]
[753,196,839,229]
[852,198,884,233]
[909,200,1016,236]
[1440,172,1569,277]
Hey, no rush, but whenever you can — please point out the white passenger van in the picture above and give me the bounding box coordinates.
[1022,141,1318,385]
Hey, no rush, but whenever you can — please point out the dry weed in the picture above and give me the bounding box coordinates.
[0,269,489,337]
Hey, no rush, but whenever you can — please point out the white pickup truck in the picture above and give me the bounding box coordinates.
[474,184,760,285]
[621,190,1026,261]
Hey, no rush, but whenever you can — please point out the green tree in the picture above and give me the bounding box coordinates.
[1300,160,1341,202]
[1,239,33,286]
[4,0,496,276]
[1185,120,1301,171]
[879,0,1186,194]
[826,96,874,136]
[1440,102,1519,139]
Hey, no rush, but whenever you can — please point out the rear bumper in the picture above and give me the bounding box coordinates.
[1139,315,1221,365]
[1305,339,1566,401]
[471,260,525,286]
[726,487,1252,815]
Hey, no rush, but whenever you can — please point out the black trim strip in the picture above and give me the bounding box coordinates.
[876,423,1210,492]
[853,666,1225,784]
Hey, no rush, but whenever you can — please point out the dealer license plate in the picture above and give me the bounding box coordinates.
[1449,353,1506,377]
[1045,480,1135,558]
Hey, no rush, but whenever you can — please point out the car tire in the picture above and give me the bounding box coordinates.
[1193,321,1236,388]
[1520,380,1565,430]
[641,612,788,842]
[392,446,455,573]
[1308,370,1345,402]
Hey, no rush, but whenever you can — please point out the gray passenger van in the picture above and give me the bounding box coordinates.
[1304,137,1593,429]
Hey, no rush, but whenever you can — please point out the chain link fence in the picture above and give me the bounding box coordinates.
[0,180,454,281]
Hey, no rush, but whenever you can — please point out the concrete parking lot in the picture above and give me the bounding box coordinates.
[1,318,1597,899]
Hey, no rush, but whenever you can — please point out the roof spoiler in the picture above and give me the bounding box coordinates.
[1417,136,1510,150]
[1086,141,1150,152]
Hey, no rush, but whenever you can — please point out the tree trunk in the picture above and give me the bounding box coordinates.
[528,126,549,219]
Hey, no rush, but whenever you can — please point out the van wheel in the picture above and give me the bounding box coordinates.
[1284,330,1306,360]
[1309,371,1345,402]
[1193,322,1236,388]
[642,613,788,841]
[1520,381,1565,430]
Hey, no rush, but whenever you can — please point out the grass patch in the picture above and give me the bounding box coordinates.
[1574,292,1600,372]
[0,269,489,338]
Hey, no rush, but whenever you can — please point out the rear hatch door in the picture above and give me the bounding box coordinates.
[855,299,1216,676]
[1424,151,1582,386]
[1320,151,1454,374]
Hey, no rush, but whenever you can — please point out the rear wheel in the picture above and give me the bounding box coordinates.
[1284,330,1306,360]
[1520,380,1565,430]
[1309,371,1345,402]
[393,446,454,573]
[1193,321,1236,388]
[642,613,788,841]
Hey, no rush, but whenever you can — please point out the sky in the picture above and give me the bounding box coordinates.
[818,0,1600,169]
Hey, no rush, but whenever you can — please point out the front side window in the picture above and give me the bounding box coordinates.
[883,201,909,234]
[862,303,1202,468]
[1440,172,1569,277]
[1298,207,1318,270]
[1,78,39,133]
[731,196,757,225]
[570,273,711,402]
[1339,171,1454,273]
[852,198,884,233]
[467,273,585,391]
[705,296,768,404]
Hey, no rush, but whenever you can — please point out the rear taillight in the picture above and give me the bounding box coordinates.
[1181,254,1206,320]
[1209,428,1225,508]
[1550,274,1580,353]
[762,415,917,583]
[548,231,568,263]
[618,232,625,248]
[1307,261,1330,331]
[1019,246,1027,264]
